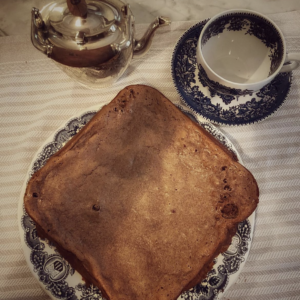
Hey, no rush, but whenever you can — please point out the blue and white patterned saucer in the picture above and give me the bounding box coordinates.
[18,103,255,300]
[171,20,293,126]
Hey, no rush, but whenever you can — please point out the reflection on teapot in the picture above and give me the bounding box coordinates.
[31,0,171,88]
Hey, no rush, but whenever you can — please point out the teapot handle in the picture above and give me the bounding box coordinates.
[67,0,88,18]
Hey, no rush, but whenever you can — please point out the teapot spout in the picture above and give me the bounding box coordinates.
[133,17,171,57]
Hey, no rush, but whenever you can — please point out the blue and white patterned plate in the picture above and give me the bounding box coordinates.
[171,20,293,126]
[18,103,255,300]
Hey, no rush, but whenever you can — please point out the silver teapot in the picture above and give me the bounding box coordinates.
[31,0,170,88]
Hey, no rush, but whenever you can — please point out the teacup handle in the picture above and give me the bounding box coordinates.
[280,53,300,73]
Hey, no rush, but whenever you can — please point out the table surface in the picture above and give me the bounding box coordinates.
[1,0,300,36]
[0,1,300,300]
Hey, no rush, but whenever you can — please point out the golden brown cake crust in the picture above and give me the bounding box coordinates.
[24,85,259,300]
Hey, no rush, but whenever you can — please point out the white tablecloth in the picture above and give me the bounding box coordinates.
[0,10,299,300]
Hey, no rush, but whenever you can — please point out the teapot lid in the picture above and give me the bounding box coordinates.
[46,0,123,48]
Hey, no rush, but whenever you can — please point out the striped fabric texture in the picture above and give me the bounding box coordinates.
[0,11,299,300]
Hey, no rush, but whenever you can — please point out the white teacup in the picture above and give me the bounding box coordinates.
[196,9,300,96]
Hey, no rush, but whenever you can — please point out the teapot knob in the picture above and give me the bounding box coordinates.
[67,0,88,18]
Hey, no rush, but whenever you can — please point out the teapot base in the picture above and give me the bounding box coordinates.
[54,46,133,89]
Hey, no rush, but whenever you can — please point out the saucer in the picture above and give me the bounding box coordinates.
[171,20,293,126]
